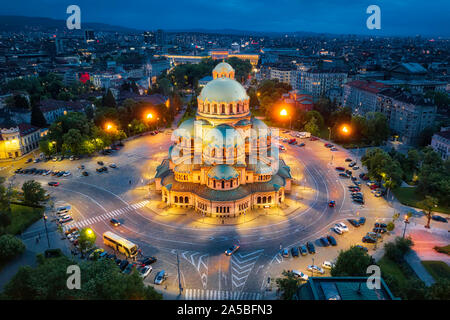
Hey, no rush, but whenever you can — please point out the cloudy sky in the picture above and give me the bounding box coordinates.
[1,0,449,36]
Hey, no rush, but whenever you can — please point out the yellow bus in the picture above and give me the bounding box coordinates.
[102,231,138,258]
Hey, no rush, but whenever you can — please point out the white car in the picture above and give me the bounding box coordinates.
[335,222,349,232]
[43,170,51,176]
[138,265,152,279]
[307,265,325,274]
[322,261,335,270]
[333,226,343,235]
[291,270,309,281]
[63,171,71,177]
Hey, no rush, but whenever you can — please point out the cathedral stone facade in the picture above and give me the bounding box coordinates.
[155,62,292,218]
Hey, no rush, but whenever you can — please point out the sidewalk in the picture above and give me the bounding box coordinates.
[0,216,72,292]
[404,251,436,286]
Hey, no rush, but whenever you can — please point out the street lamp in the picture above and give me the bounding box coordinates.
[402,215,410,238]
[43,215,50,248]
[280,108,291,129]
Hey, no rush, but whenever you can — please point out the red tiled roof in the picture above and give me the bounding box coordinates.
[346,80,390,94]
[18,123,39,137]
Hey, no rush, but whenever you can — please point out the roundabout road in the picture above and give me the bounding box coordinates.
[8,129,393,297]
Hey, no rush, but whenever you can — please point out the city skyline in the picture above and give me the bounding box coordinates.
[0,0,449,37]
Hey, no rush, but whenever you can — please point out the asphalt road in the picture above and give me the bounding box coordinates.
[3,127,396,299]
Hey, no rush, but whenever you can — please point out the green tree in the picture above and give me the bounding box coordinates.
[2,255,163,300]
[30,104,47,127]
[102,89,117,108]
[418,195,439,229]
[275,270,302,300]
[304,116,320,137]
[0,234,26,264]
[331,246,374,276]
[78,228,97,256]
[21,180,46,205]
[427,279,450,300]
[365,112,390,145]
[62,128,83,155]
[384,237,413,263]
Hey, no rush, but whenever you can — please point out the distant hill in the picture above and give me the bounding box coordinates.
[0,15,140,33]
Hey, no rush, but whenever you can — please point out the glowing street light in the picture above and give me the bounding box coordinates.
[341,125,350,135]
[146,113,153,120]
[280,109,288,116]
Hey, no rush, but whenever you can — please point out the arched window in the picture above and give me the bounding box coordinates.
[230,180,233,188]
[268,196,272,203]
[185,196,189,203]
[263,196,267,203]
[179,197,183,203]
[174,196,178,203]
[214,104,217,114]
[229,104,233,114]
[207,104,210,113]
[212,148,216,157]
[221,181,225,189]
[257,197,261,204]
[221,104,225,114]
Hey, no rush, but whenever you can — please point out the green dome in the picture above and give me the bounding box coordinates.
[204,124,243,147]
[207,164,239,180]
[199,77,249,103]
[235,119,251,126]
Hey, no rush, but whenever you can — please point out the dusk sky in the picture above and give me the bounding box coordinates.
[1,0,449,36]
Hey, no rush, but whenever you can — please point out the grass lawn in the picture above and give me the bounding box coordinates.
[6,204,44,235]
[378,256,410,287]
[421,261,450,281]
[392,187,450,214]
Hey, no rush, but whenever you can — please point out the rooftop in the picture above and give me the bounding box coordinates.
[345,80,390,94]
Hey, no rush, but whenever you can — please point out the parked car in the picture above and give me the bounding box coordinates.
[345,158,352,162]
[138,265,152,279]
[97,161,104,165]
[282,248,289,258]
[362,236,377,243]
[328,200,336,207]
[291,270,309,281]
[339,173,350,178]
[355,245,368,252]
[140,256,157,266]
[291,247,299,257]
[353,198,365,204]
[307,265,325,274]
[299,245,308,256]
[322,261,335,270]
[347,219,360,227]
[432,215,448,223]
[319,237,330,247]
[326,235,337,246]
[332,226,343,235]
[109,163,117,168]
[335,167,345,171]
[225,244,240,256]
[358,217,366,225]
[63,171,71,177]
[374,222,387,228]
[373,227,387,234]
[154,270,167,285]
[122,262,137,275]
[82,171,89,176]
[119,260,129,271]
[306,242,315,254]
[335,222,349,232]
[349,161,356,167]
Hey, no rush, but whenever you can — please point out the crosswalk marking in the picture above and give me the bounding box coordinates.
[185,289,261,300]
[69,200,149,228]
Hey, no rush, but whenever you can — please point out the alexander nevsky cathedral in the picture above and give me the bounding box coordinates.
[155,62,292,218]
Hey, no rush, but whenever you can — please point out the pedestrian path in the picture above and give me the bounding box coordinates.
[184,289,261,300]
[71,200,149,228]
